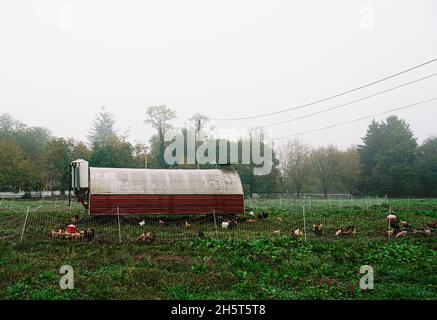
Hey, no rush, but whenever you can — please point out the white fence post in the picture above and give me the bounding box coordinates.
[212,210,219,240]
[117,207,122,244]
[302,205,307,242]
[388,218,392,239]
[20,206,30,241]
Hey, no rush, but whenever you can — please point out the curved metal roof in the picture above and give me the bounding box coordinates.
[90,168,244,195]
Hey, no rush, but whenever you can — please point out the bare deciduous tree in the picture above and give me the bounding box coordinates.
[277,138,311,197]
[145,105,177,167]
[276,141,292,195]
[311,145,340,198]
[288,138,311,197]
[337,146,361,195]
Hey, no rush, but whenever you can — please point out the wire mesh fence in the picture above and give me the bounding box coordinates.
[0,197,435,244]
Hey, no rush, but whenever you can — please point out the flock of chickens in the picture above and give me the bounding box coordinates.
[136,210,437,244]
[51,215,95,241]
[51,211,436,244]
[385,214,435,238]
[134,212,360,243]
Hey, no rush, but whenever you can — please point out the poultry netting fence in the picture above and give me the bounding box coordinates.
[0,197,435,244]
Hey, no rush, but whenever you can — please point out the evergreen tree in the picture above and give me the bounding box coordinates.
[88,107,116,148]
[417,137,437,197]
[358,116,420,196]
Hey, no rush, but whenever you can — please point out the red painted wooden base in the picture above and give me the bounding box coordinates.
[89,194,245,215]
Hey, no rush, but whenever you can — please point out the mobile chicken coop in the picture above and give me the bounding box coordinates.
[70,160,245,216]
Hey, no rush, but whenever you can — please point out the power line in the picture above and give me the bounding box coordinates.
[272,97,437,141]
[211,57,437,121]
[260,72,437,129]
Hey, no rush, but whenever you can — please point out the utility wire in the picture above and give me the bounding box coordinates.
[260,72,437,129]
[211,58,437,121]
[272,97,437,141]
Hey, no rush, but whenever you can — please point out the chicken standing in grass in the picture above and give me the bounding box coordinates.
[159,219,171,227]
[185,221,191,228]
[222,222,230,229]
[83,228,95,241]
[335,226,356,237]
[246,219,257,224]
[293,229,303,237]
[222,220,238,230]
[273,230,281,235]
[257,212,269,219]
[396,230,408,238]
[313,224,323,237]
[400,221,412,228]
[423,226,432,236]
[136,231,155,244]
[426,221,437,229]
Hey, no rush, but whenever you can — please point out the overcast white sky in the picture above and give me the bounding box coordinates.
[1,0,436,149]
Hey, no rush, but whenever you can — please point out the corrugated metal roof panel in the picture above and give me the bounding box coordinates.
[90,168,244,195]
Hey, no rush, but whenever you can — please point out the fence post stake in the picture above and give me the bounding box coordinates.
[388,218,392,239]
[212,210,219,241]
[302,205,307,242]
[117,207,122,244]
[20,206,30,241]
[10,198,14,211]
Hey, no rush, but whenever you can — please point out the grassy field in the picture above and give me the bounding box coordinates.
[0,198,436,300]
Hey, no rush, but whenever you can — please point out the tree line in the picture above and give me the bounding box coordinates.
[0,107,436,197]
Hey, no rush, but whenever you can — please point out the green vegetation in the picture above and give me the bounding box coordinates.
[2,110,437,198]
[0,198,435,300]
[0,237,435,300]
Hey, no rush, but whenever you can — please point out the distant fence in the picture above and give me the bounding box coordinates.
[251,193,354,199]
[0,191,63,200]
[0,198,435,244]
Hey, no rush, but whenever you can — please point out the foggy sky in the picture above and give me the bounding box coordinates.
[1,0,436,149]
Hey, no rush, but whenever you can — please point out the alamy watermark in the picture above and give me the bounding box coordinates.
[59,265,74,290]
[164,128,273,176]
[59,5,75,31]
[360,5,375,30]
[359,265,374,290]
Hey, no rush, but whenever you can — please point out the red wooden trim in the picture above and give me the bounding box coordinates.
[88,194,244,216]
